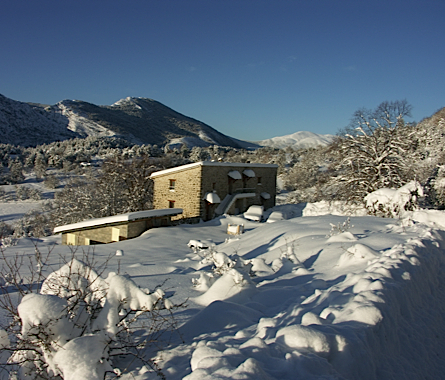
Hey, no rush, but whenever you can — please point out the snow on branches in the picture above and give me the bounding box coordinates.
[0,252,177,380]
[364,180,424,217]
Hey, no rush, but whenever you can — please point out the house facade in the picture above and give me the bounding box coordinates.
[54,209,183,245]
[150,161,278,221]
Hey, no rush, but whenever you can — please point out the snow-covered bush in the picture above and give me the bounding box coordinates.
[0,249,178,379]
[6,160,25,184]
[13,210,51,238]
[15,185,42,201]
[0,222,13,239]
[43,174,59,189]
[326,217,352,237]
[365,180,424,217]
[192,246,254,291]
[187,239,216,256]
[430,165,445,208]
[0,221,16,248]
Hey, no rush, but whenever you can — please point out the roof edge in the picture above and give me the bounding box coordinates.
[54,208,183,234]
[150,161,278,178]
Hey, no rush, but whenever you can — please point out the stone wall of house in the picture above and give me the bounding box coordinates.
[152,165,203,220]
[125,220,149,239]
[61,224,129,245]
[152,163,278,221]
[201,165,277,217]
[60,217,174,245]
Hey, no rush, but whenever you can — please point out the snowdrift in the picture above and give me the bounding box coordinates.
[1,204,445,379]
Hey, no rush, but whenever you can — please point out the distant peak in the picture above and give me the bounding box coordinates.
[111,96,155,107]
[112,97,134,107]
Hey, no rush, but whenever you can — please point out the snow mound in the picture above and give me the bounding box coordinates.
[410,209,445,229]
[193,269,257,306]
[244,205,264,221]
[5,201,445,379]
[337,243,380,266]
[186,350,268,380]
[275,325,331,356]
[180,301,262,341]
[266,211,285,223]
[327,231,358,242]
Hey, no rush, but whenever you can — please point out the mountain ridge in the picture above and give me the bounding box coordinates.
[0,94,359,150]
[0,94,254,149]
[256,130,335,150]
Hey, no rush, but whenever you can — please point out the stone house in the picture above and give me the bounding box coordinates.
[54,208,182,245]
[150,161,278,221]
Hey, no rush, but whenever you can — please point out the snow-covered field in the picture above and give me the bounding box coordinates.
[2,202,445,379]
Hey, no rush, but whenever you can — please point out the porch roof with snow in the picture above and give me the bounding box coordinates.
[53,208,183,234]
[150,161,278,178]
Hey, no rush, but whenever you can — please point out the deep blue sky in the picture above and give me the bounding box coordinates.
[1,0,444,141]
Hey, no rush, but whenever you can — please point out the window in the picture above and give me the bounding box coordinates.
[257,177,262,185]
[168,200,175,208]
[169,179,176,190]
[212,182,216,190]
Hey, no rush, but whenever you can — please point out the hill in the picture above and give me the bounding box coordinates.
[417,106,445,128]
[0,94,78,147]
[257,130,335,149]
[0,94,253,149]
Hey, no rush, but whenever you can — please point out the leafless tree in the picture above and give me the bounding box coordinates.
[330,100,417,202]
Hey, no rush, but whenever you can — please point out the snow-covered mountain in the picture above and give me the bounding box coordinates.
[0,94,255,149]
[0,94,78,147]
[257,130,335,149]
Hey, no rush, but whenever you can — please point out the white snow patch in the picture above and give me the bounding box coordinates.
[228,170,242,180]
[243,169,256,178]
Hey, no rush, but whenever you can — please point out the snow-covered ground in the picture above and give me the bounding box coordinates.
[1,202,445,379]
[0,201,42,223]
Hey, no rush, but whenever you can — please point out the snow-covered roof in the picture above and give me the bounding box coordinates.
[261,192,271,200]
[204,192,221,204]
[243,169,255,178]
[150,161,278,178]
[53,208,183,234]
[228,170,242,180]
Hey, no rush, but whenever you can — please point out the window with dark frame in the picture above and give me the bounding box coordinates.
[169,179,176,190]
[168,200,175,208]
